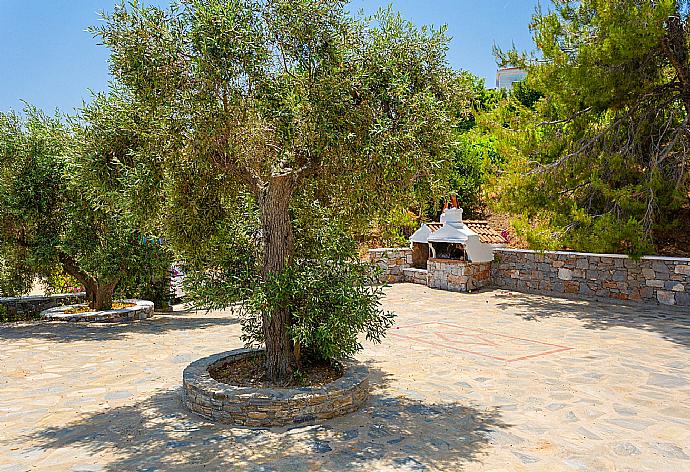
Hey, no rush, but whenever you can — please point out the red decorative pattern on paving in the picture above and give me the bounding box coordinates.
[390,321,573,362]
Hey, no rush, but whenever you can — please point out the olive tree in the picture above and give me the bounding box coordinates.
[0,106,169,309]
[94,0,458,380]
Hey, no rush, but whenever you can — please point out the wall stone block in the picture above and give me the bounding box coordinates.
[494,249,690,308]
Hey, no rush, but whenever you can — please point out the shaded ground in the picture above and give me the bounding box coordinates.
[1,284,690,470]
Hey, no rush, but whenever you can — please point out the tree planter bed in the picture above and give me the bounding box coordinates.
[40,299,154,322]
[183,348,369,427]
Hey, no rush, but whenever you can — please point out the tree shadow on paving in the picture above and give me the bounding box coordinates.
[494,293,690,349]
[14,367,508,471]
[0,310,240,343]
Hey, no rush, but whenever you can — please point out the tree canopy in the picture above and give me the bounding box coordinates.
[490,0,690,255]
[0,106,169,309]
[92,0,462,380]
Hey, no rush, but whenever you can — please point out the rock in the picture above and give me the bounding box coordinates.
[605,418,652,431]
[612,404,637,416]
[656,290,676,305]
[613,442,642,456]
[309,439,332,454]
[392,457,426,470]
[368,424,392,439]
[647,373,689,388]
[484,429,526,446]
[512,452,540,464]
[546,403,567,411]
[341,429,359,440]
[558,268,573,281]
[649,442,690,460]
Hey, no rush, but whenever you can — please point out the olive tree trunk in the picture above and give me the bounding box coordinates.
[59,252,117,311]
[83,281,117,310]
[93,283,117,311]
[259,176,296,381]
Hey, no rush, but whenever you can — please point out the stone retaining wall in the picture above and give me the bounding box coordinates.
[365,248,412,283]
[183,349,370,427]
[493,249,690,307]
[0,293,86,320]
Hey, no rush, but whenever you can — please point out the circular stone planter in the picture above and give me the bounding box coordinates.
[40,299,154,322]
[183,349,369,427]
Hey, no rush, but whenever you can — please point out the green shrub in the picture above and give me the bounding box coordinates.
[447,133,503,217]
[42,268,82,295]
[115,243,173,309]
[241,260,394,364]
[181,207,395,367]
[379,208,418,247]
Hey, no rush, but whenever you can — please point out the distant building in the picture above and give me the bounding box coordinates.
[496,67,527,91]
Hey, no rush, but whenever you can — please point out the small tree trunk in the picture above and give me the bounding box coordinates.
[259,176,296,381]
[93,283,116,311]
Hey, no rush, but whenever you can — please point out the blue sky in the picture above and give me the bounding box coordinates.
[0,0,539,114]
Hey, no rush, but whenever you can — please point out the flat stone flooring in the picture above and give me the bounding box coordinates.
[1,283,689,471]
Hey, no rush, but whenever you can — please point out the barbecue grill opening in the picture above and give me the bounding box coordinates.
[429,242,466,261]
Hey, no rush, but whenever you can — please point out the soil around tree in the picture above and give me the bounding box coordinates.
[63,301,136,314]
[209,352,343,389]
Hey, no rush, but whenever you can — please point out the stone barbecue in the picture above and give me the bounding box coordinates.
[409,208,506,292]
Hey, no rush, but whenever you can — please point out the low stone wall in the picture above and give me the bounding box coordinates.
[183,349,369,427]
[0,293,86,320]
[403,268,429,285]
[365,248,412,283]
[428,259,492,293]
[493,249,690,307]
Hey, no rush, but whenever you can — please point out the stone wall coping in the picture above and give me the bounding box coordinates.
[494,248,690,263]
[428,258,473,265]
[0,292,86,303]
[40,299,154,322]
[368,247,412,253]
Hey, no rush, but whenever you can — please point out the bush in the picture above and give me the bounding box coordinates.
[115,243,174,309]
[181,204,395,367]
[42,268,83,295]
[379,208,418,247]
[447,133,503,217]
[241,260,395,364]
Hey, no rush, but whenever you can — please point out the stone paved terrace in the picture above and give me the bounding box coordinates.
[1,284,689,471]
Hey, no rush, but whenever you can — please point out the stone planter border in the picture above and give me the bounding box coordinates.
[40,299,154,322]
[183,348,369,427]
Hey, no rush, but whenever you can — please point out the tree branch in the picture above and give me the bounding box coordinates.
[537,107,592,127]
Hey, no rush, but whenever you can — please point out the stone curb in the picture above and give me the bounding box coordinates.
[183,349,369,427]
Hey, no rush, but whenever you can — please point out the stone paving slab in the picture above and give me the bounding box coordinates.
[1,284,689,470]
